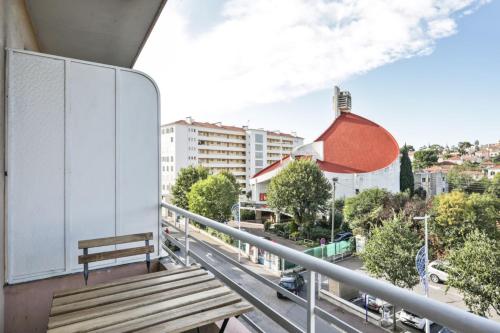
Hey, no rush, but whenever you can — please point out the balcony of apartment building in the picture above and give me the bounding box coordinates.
[197,132,246,144]
[2,2,500,333]
[197,152,247,160]
[199,158,247,169]
[197,142,247,152]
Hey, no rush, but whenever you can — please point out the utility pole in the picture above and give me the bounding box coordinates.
[331,177,338,244]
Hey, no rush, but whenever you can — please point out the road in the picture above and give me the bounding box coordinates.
[335,256,500,323]
[164,220,386,333]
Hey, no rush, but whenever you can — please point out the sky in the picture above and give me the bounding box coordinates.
[135,0,500,149]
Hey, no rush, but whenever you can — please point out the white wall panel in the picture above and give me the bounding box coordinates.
[67,63,117,271]
[117,70,160,261]
[7,52,66,280]
[6,50,160,283]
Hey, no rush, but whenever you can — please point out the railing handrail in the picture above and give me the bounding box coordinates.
[161,202,500,333]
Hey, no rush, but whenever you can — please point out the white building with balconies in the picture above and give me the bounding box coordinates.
[161,117,303,198]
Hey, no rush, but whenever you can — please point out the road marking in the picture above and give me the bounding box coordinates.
[206,252,216,262]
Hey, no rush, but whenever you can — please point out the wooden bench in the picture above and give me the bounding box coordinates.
[78,232,154,285]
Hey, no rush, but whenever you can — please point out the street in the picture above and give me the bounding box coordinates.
[165,220,386,333]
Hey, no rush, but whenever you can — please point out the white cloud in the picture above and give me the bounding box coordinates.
[135,0,488,123]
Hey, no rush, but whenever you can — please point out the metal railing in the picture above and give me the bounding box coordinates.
[160,202,500,333]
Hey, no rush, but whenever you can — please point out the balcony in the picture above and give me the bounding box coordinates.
[197,145,247,152]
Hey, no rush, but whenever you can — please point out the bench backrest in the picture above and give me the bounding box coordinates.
[78,232,154,265]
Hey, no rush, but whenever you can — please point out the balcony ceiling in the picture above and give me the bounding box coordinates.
[25,0,167,68]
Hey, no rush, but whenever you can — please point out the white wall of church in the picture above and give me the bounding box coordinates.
[251,157,400,202]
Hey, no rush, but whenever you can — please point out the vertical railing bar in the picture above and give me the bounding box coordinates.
[184,217,190,266]
[307,270,316,333]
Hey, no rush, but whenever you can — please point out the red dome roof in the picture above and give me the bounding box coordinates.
[251,112,399,178]
[315,112,399,173]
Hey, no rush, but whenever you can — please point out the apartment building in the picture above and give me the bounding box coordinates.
[161,117,303,198]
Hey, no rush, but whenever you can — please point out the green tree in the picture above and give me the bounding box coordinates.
[431,191,499,253]
[187,174,238,222]
[171,166,209,209]
[413,148,439,170]
[361,215,421,330]
[219,170,240,193]
[487,173,500,197]
[400,145,414,195]
[446,230,500,317]
[458,141,473,155]
[343,188,390,236]
[267,160,332,233]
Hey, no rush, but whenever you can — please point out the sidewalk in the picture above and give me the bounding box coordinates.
[227,220,307,251]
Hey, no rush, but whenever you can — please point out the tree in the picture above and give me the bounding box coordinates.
[487,173,500,197]
[343,188,390,236]
[267,160,332,232]
[446,230,500,317]
[413,148,439,170]
[458,141,473,155]
[446,168,475,192]
[219,170,241,194]
[171,166,209,209]
[187,174,238,222]
[361,215,421,330]
[400,145,414,195]
[431,191,499,253]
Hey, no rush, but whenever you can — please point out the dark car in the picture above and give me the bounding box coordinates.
[277,273,305,298]
[333,231,352,242]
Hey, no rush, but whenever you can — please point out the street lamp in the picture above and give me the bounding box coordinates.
[331,177,338,246]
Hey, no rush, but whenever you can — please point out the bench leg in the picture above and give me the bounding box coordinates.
[145,240,151,273]
[219,318,230,333]
[83,248,89,285]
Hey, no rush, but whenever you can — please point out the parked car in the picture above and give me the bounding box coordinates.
[333,231,352,242]
[399,309,433,330]
[429,260,449,283]
[361,293,388,313]
[277,273,305,298]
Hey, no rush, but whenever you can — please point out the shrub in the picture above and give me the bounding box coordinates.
[264,220,272,231]
[240,209,256,221]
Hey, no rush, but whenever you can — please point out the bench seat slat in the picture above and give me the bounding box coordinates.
[134,301,253,333]
[53,266,199,298]
[78,245,154,264]
[89,294,243,333]
[78,233,153,249]
[47,287,235,333]
[52,269,207,307]
[48,279,223,328]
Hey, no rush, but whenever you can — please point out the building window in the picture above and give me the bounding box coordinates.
[355,189,360,195]
[255,134,263,143]
[255,152,263,159]
[422,177,426,183]
[255,144,263,151]
[171,137,174,142]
